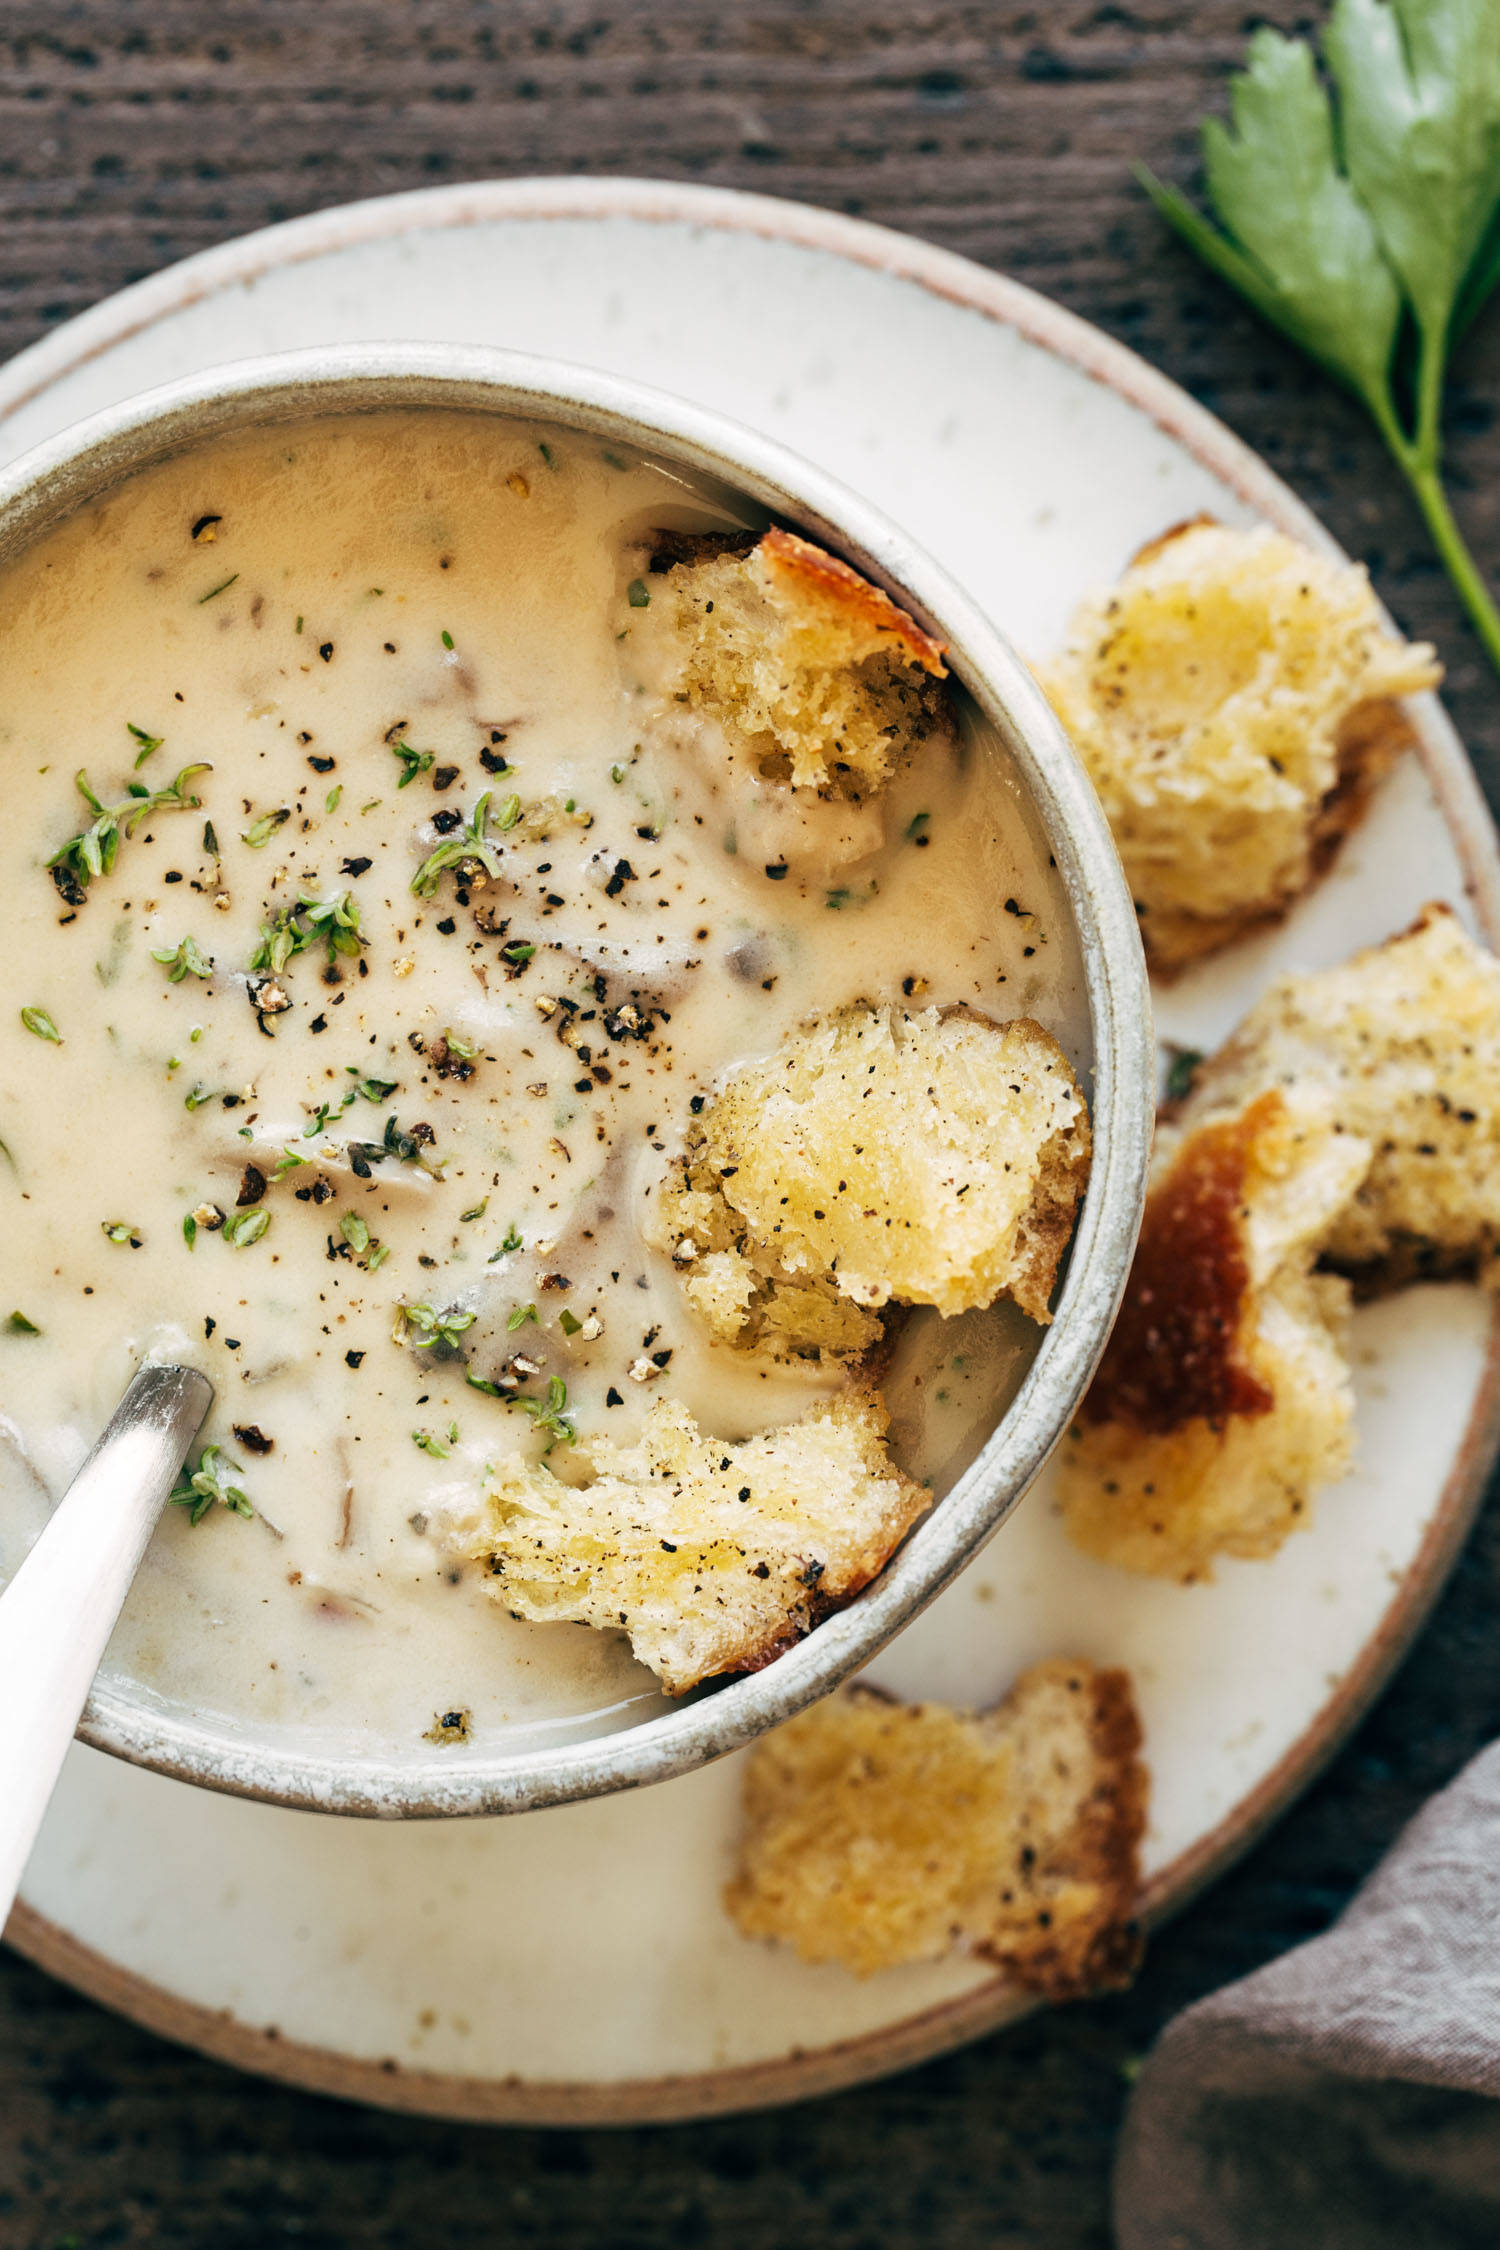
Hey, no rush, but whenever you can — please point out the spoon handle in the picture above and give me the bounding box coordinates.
[0,1363,213,1925]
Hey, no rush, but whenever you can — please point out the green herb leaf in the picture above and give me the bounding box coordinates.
[390,738,435,788]
[339,1212,371,1255]
[20,1006,61,1044]
[460,1197,489,1222]
[626,578,651,608]
[500,940,536,968]
[1326,0,1500,348]
[46,763,211,901]
[501,1222,523,1252]
[170,1441,253,1526]
[151,934,214,983]
[1143,7,1500,676]
[182,1213,197,1250]
[1165,1047,1204,1103]
[250,889,366,976]
[128,722,163,768]
[223,1207,271,1247]
[243,808,292,849]
[465,1371,503,1397]
[558,1308,583,1336]
[396,1300,477,1354]
[412,1428,451,1457]
[101,1220,141,1246]
[325,785,342,813]
[410,792,511,897]
[6,1310,41,1335]
[197,573,239,604]
[441,630,455,651]
[507,1302,539,1331]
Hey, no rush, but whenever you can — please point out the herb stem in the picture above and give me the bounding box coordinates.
[1367,367,1500,678]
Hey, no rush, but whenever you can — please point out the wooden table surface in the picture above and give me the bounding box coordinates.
[4,6,1500,2245]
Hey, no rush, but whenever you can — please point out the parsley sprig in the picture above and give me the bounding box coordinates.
[1141,3,1500,674]
[47,764,211,901]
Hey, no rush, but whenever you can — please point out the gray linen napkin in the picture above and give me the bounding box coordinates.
[1114,1737,1500,2248]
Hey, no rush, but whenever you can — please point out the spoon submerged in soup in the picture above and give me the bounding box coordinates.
[0,1363,212,1923]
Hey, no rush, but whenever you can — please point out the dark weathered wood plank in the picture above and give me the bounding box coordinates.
[3,7,1500,2244]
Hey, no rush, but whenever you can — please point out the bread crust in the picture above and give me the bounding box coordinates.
[725,1658,1148,1996]
[756,526,949,676]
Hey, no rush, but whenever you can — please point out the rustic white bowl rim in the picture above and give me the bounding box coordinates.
[0,343,1153,1816]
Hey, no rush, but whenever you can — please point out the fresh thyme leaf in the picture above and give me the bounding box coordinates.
[507,1302,539,1331]
[460,1197,489,1222]
[182,1213,197,1250]
[500,940,535,967]
[346,1068,398,1101]
[517,1374,575,1448]
[271,1148,306,1179]
[6,1310,41,1334]
[626,578,651,608]
[325,785,342,814]
[101,1220,140,1246]
[184,1084,218,1111]
[410,792,511,897]
[223,1207,271,1247]
[128,722,164,768]
[339,1212,371,1255]
[203,820,220,858]
[441,629,455,650]
[47,763,211,900]
[170,1441,253,1526]
[391,738,434,788]
[465,1371,503,1397]
[20,1006,61,1043]
[151,934,214,983]
[366,1241,391,1271]
[250,889,366,976]
[396,1300,476,1354]
[412,1428,451,1457]
[501,1223,523,1252]
[242,808,292,849]
[1144,5,1500,674]
[558,1308,583,1336]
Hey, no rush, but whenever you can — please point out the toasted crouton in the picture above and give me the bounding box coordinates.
[649,526,950,799]
[652,1006,1091,1346]
[1174,904,1500,1288]
[1060,1088,1365,1581]
[448,1387,927,1695]
[1035,521,1440,972]
[725,1661,1147,1993]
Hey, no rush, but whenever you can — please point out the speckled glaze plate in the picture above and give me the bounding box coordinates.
[4,179,1499,2125]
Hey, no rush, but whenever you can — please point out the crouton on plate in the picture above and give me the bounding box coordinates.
[726,1660,1147,1993]
[650,1004,1092,1351]
[648,525,951,799]
[447,1386,927,1695]
[1177,904,1500,1289]
[1035,520,1441,973]
[1060,1087,1365,1581]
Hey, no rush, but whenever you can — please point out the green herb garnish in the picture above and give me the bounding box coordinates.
[6,1310,41,1335]
[326,786,342,814]
[223,1207,271,1247]
[128,722,163,768]
[441,630,455,651]
[412,1428,451,1457]
[410,792,513,897]
[20,1006,61,1043]
[170,1442,253,1525]
[339,1212,371,1255]
[500,940,536,968]
[626,579,651,609]
[1141,5,1500,676]
[47,763,211,900]
[242,808,292,849]
[151,934,214,983]
[197,573,239,605]
[396,1301,477,1354]
[558,1308,583,1336]
[391,738,435,788]
[507,1302,539,1331]
[1166,1048,1204,1103]
[101,1220,141,1246]
[501,1222,523,1253]
[250,889,366,975]
[518,1374,575,1448]
[460,1197,489,1222]
[182,1213,197,1250]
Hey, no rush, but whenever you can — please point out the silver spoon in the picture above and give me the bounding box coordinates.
[0,1363,213,1924]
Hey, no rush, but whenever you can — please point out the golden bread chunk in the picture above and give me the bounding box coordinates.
[448,1387,927,1695]
[1060,1088,1365,1581]
[653,1005,1091,1341]
[1035,520,1440,972]
[1177,904,1500,1287]
[651,525,950,798]
[726,1661,1147,1993]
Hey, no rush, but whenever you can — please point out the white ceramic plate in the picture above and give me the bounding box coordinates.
[4,179,1499,2125]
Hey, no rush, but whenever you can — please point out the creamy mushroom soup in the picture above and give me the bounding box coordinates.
[0,411,1085,1756]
